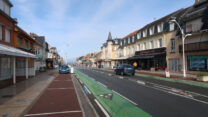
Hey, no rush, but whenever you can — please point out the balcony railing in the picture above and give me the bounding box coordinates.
[179,41,208,53]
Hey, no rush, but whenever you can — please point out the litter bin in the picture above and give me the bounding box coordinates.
[70,67,74,74]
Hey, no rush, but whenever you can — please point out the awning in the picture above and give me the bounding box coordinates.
[111,56,128,61]
[0,44,37,58]
[128,52,166,60]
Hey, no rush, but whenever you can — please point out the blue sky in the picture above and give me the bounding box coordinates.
[11,0,194,62]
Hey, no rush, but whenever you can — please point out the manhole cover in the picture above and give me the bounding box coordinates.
[2,95,14,98]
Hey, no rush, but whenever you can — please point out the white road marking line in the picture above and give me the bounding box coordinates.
[112,90,137,105]
[137,80,146,85]
[24,110,82,117]
[84,85,91,94]
[141,83,208,105]
[119,76,124,79]
[47,88,74,90]
[79,79,83,84]
[94,99,110,117]
[97,82,107,88]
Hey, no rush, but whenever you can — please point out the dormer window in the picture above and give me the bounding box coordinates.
[157,22,164,33]
[169,23,175,31]
[137,32,141,39]
[149,26,154,35]
[0,0,11,16]
[132,36,135,42]
[143,29,147,37]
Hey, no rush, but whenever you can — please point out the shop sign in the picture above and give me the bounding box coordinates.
[135,47,166,55]
[133,62,137,67]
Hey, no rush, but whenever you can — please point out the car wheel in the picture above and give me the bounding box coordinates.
[121,72,124,76]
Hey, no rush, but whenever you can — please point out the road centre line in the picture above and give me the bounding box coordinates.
[94,99,110,117]
[112,90,138,105]
[24,110,82,117]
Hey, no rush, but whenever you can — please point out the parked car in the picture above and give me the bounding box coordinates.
[114,64,135,76]
[59,65,70,74]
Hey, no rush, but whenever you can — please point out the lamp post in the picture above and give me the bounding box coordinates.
[169,17,192,78]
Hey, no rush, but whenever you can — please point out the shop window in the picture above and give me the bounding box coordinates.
[188,56,208,71]
[169,59,180,71]
[0,57,12,80]
[171,39,175,52]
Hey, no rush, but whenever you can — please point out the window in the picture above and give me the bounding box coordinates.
[0,1,10,16]
[115,40,118,44]
[143,42,147,50]
[18,37,22,46]
[30,42,33,49]
[25,40,28,48]
[149,26,154,35]
[5,28,10,43]
[137,32,141,39]
[169,23,175,31]
[186,24,192,33]
[132,36,135,42]
[158,22,163,33]
[0,25,2,40]
[150,40,154,49]
[143,29,147,37]
[158,38,163,48]
[171,39,175,52]
[128,48,131,55]
[137,44,140,51]
[128,38,130,44]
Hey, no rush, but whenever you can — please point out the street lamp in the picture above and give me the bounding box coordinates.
[169,17,192,78]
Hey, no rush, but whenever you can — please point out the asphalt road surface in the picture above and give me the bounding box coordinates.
[76,67,208,117]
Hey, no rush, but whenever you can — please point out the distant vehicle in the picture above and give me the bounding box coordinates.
[59,65,70,74]
[115,64,135,76]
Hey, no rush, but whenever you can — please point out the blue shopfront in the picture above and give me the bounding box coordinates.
[188,55,208,72]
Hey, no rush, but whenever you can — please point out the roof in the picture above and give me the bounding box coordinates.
[15,26,36,42]
[0,44,36,58]
[121,30,138,40]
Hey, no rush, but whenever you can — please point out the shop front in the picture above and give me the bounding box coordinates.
[188,55,208,72]
[128,47,166,70]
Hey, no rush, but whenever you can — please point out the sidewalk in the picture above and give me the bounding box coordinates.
[23,74,83,117]
[0,69,58,117]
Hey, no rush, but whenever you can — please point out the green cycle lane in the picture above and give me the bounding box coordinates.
[75,70,152,117]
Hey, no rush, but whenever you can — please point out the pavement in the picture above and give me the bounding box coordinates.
[0,69,97,117]
[0,69,58,117]
[76,67,208,117]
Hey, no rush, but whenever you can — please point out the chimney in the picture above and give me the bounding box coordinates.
[13,18,18,24]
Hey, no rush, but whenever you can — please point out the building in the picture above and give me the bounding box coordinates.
[30,33,47,68]
[14,26,37,77]
[0,0,36,87]
[168,0,208,73]
[101,32,121,68]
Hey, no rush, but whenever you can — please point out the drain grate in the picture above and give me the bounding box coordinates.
[2,94,14,98]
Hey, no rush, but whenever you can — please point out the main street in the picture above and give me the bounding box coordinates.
[76,66,208,117]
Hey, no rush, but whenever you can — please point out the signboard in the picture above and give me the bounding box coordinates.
[133,62,137,67]
[135,47,166,55]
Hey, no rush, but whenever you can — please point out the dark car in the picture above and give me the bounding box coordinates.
[114,64,135,76]
[59,65,70,74]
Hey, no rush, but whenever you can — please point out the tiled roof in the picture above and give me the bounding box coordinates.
[121,30,138,40]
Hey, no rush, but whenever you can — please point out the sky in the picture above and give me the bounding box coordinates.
[11,0,194,62]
